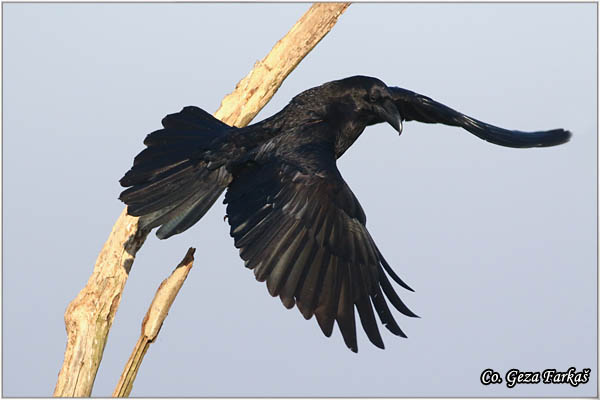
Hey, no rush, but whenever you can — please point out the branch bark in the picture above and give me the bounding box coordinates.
[113,248,196,397]
[54,2,350,397]
[54,209,149,397]
[214,2,351,127]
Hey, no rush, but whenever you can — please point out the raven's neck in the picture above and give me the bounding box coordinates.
[334,120,367,159]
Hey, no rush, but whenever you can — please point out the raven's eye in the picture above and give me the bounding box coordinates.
[368,88,381,103]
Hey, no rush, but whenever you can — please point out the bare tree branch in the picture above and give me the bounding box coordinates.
[54,3,350,397]
[113,248,196,398]
[54,210,149,397]
[214,2,351,127]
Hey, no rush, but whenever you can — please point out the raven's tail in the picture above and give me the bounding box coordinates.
[119,106,232,239]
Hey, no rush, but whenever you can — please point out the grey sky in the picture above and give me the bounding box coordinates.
[3,3,597,397]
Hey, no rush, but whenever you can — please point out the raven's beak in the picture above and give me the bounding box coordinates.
[378,99,403,135]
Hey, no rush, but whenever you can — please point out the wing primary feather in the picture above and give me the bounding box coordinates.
[335,267,358,353]
[280,296,295,309]
[371,286,407,338]
[379,271,419,318]
[356,291,385,349]
[376,247,414,292]
[314,257,341,337]
[296,248,329,320]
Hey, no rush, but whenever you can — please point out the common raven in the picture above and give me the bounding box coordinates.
[119,76,570,352]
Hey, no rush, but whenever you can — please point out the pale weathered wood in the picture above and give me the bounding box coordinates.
[113,248,196,398]
[214,2,350,127]
[54,209,149,397]
[54,2,351,397]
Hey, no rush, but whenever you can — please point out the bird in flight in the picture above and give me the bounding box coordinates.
[119,76,570,352]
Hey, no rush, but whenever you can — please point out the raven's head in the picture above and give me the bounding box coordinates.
[323,76,403,134]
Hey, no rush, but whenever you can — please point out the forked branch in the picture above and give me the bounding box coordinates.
[53,3,350,397]
[113,248,196,397]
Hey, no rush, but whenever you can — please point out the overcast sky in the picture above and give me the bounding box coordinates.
[3,2,597,397]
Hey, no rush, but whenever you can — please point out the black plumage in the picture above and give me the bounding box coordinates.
[119,75,571,352]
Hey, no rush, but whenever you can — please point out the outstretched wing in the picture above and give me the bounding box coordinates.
[389,86,571,148]
[224,144,417,352]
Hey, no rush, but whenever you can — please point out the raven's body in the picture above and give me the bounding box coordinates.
[120,76,570,352]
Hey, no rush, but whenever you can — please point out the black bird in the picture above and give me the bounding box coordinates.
[119,76,571,352]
